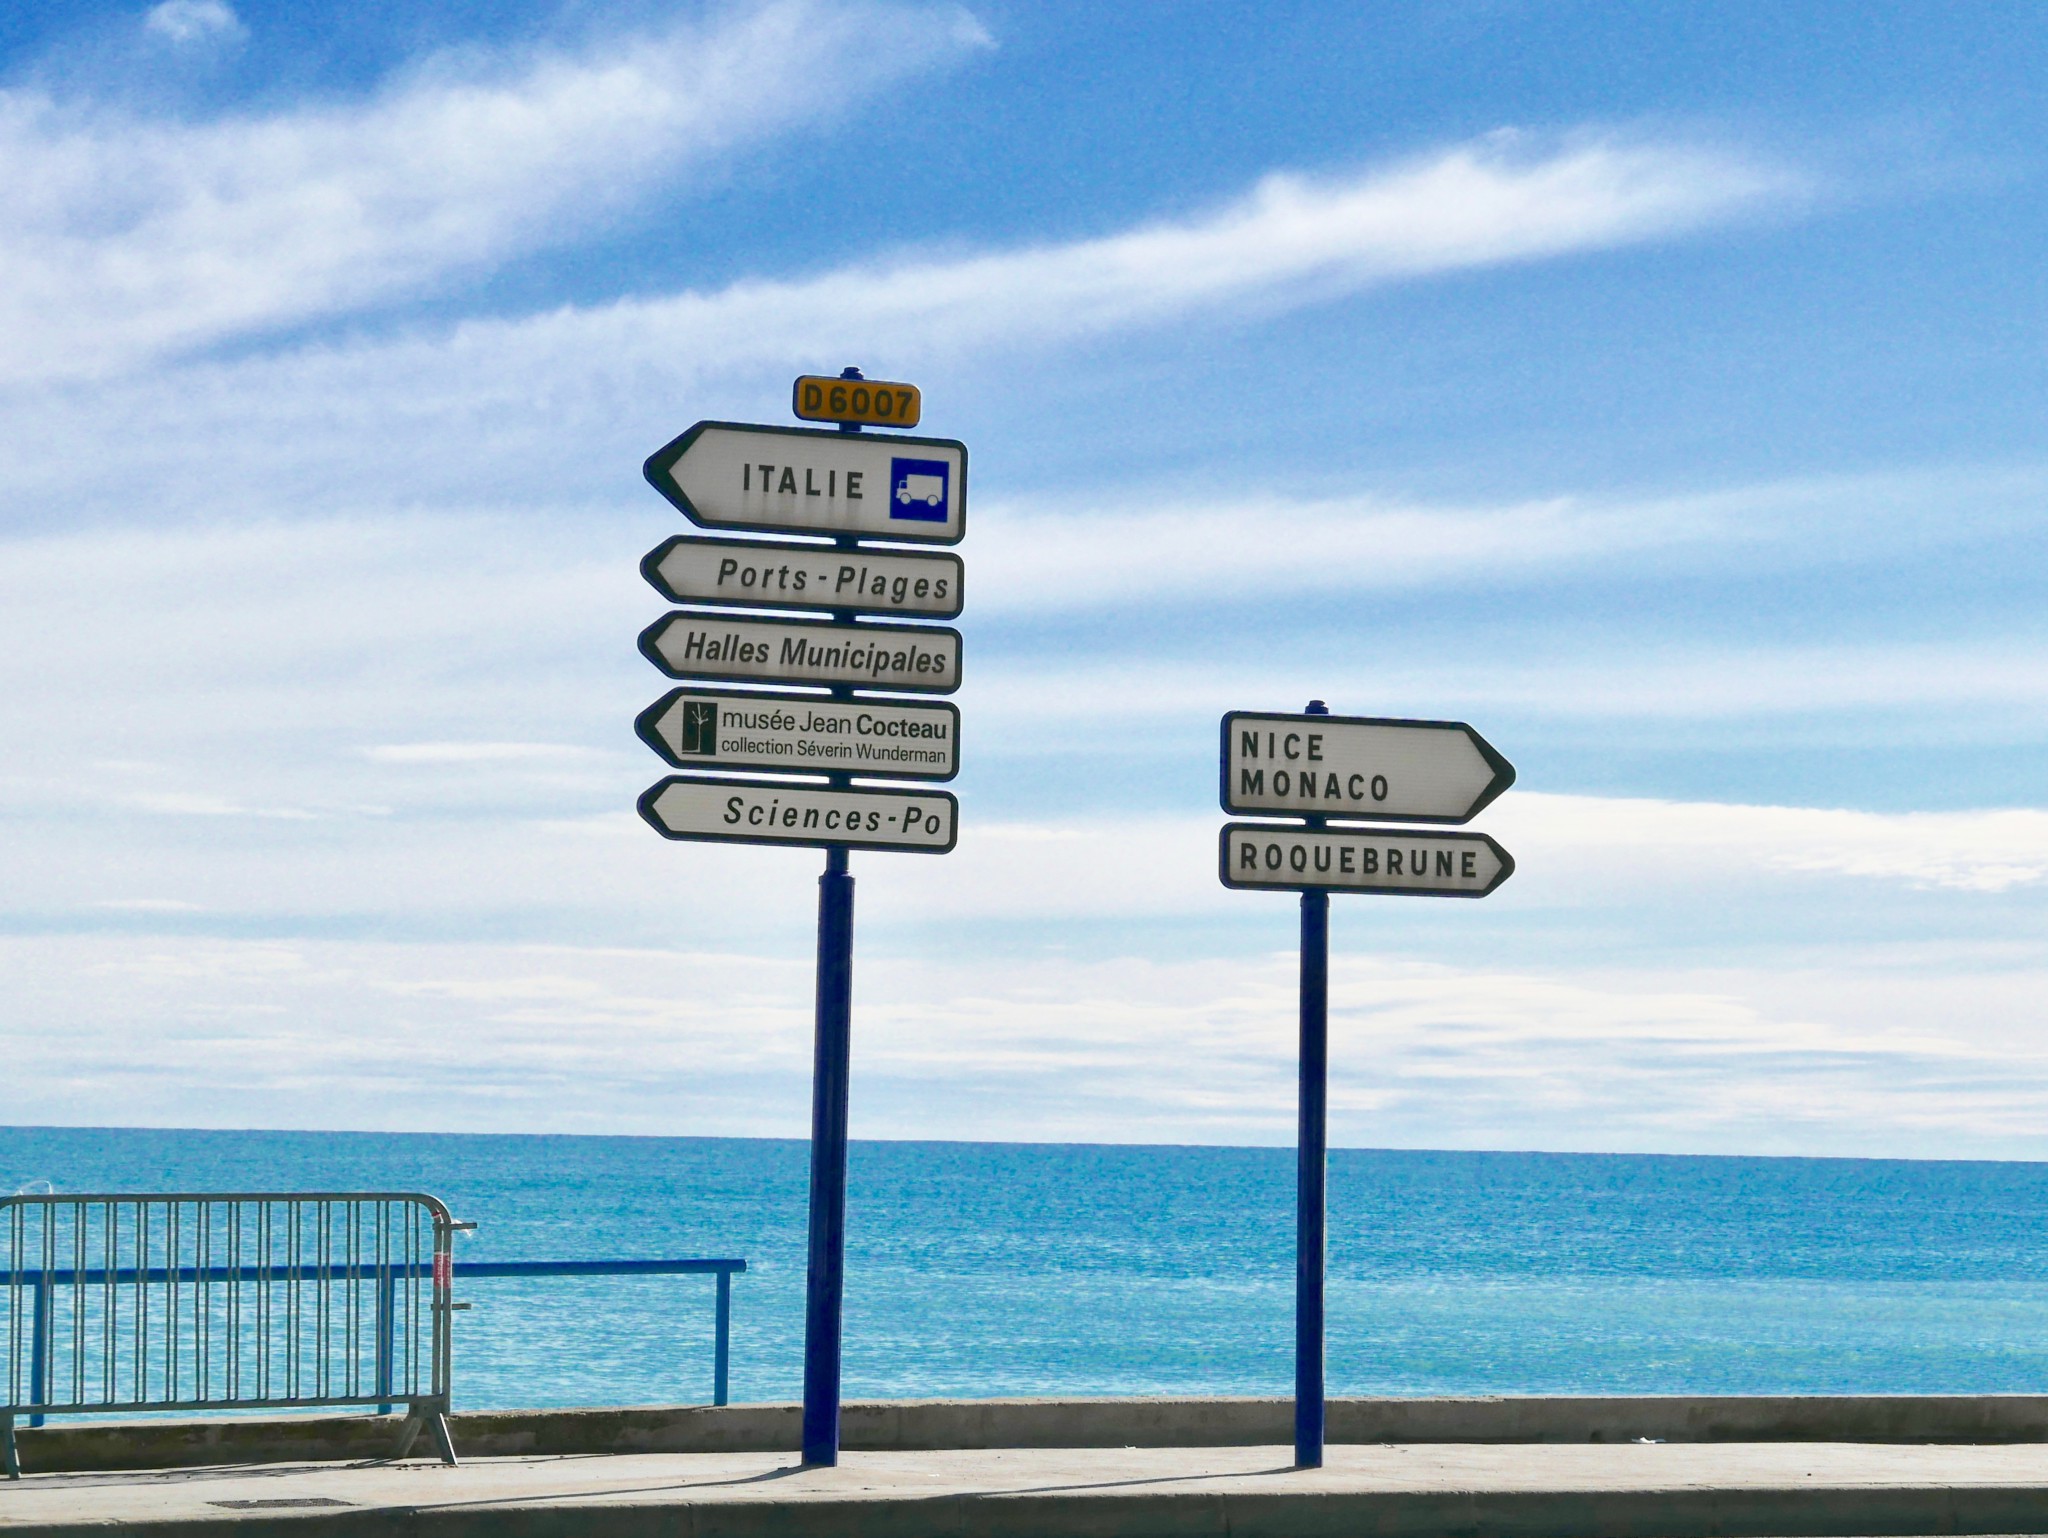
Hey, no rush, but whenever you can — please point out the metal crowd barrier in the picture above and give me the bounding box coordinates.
[3,1193,465,1479]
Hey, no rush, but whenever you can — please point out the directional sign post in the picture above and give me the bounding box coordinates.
[638,688,958,781]
[1220,826,1514,895]
[1219,701,1516,1472]
[639,776,957,850]
[639,612,961,693]
[1222,712,1514,823]
[635,369,961,1469]
[643,535,962,620]
[644,421,966,544]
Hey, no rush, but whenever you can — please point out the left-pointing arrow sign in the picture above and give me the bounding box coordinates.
[642,535,964,620]
[637,687,958,781]
[639,613,961,694]
[639,776,957,854]
[645,421,966,544]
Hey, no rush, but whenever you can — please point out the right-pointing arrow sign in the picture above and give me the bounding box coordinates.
[1221,826,1515,897]
[1221,711,1515,824]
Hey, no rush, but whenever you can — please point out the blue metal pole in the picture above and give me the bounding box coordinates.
[30,1275,50,1429]
[801,365,867,1468]
[375,1269,394,1415]
[1296,698,1331,1470]
[802,844,855,1465]
[714,1268,732,1407]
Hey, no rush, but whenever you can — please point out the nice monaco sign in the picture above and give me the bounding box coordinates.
[1218,700,1515,1475]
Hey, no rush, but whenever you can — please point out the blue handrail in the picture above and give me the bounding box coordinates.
[447,1259,746,1410]
[12,1257,746,1427]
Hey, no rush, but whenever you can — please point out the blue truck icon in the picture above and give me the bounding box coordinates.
[889,457,949,522]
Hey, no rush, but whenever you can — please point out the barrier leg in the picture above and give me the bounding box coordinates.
[389,1407,425,1462]
[3,1410,18,1480]
[427,1404,459,1467]
[714,1269,731,1407]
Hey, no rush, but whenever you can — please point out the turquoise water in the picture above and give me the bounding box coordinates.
[6,1128,2048,1410]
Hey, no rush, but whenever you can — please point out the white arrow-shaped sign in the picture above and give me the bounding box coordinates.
[1220,825,1514,896]
[642,535,963,620]
[1221,711,1514,824]
[640,776,956,854]
[637,687,958,781]
[645,421,966,545]
[639,612,961,694]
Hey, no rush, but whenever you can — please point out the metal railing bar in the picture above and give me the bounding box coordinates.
[450,1260,746,1278]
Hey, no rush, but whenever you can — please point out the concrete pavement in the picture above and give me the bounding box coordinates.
[9,1440,2048,1536]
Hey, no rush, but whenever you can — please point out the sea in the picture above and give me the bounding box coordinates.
[6,1127,2048,1412]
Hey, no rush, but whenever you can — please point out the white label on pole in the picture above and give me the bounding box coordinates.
[645,422,966,544]
[1221,712,1514,824]
[637,689,957,780]
[642,536,963,619]
[639,776,957,853]
[1219,825,1513,896]
[639,613,960,694]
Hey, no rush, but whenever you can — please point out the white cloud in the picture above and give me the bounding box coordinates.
[969,637,2048,738]
[1491,794,2048,895]
[968,463,2048,614]
[577,129,1794,367]
[364,742,603,765]
[5,933,2048,1157]
[116,790,324,820]
[0,127,1798,511]
[144,0,246,46]
[0,0,989,383]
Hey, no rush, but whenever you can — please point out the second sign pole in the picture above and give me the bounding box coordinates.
[1295,700,1330,1470]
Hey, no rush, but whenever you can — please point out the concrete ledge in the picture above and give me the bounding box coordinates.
[12,1393,2048,1475]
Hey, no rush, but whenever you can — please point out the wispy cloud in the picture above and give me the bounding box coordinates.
[144,0,246,48]
[971,638,2048,736]
[969,463,2048,614]
[573,128,1798,367]
[0,128,1800,512]
[0,0,989,384]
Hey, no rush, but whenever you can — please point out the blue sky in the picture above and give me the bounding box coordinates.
[2,1,2045,1157]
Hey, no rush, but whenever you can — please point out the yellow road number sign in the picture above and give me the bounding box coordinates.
[792,375,921,429]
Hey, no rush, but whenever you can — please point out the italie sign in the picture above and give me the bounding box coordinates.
[644,422,966,545]
[643,535,963,620]
[638,612,961,694]
[637,687,958,781]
